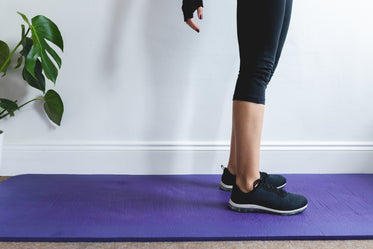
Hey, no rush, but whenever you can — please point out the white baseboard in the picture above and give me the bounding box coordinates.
[1,141,373,176]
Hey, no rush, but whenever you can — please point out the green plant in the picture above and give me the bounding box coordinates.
[0,11,64,126]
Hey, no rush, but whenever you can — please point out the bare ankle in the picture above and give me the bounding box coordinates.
[236,176,261,193]
[227,164,236,175]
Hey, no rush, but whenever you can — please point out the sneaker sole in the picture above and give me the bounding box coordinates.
[220,181,287,191]
[228,199,308,215]
[219,181,233,191]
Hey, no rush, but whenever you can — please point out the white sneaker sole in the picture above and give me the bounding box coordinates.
[228,199,308,215]
[219,181,233,191]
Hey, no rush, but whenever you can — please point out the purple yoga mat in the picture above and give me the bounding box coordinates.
[0,173,372,242]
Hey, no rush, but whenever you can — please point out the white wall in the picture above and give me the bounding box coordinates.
[1,0,373,175]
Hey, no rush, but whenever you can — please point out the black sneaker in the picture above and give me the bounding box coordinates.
[219,165,286,191]
[228,177,308,215]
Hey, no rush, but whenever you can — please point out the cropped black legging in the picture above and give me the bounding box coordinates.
[233,0,293,105]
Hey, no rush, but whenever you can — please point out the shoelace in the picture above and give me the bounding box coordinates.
[255,177,287,197]
[260,171,268,179]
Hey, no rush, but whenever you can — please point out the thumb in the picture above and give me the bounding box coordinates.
[197,7,203,19]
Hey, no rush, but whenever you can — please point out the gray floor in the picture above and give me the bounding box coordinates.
[1,241,373,249]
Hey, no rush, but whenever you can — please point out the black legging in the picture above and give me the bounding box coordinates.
[233,0,293,105]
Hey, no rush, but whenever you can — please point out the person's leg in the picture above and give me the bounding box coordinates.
[269,0,293,82]
[227,0,293,178]
[233,101,263,192]
[231,0,290,193]
[227,102,264,185]
[226,105,236,175]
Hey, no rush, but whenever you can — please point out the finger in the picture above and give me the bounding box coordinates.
[187,19,200,33]
[197,6,203,19]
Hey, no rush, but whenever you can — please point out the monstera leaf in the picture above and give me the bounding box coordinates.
[17,11,64,83]
[0,40,10,76]
[0,12,65,125]
[20,37,46,92]
[43,89,63,126]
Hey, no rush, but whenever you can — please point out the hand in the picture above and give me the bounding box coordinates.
[182,0,203,33]
[186,7,203,33]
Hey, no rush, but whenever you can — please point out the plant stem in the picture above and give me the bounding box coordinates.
[0,97,43,119]
[0,113,10,119]
[18,97,43,109]
[0,28,30,73]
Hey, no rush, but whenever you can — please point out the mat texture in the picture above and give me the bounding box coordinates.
[0,173,372,242]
